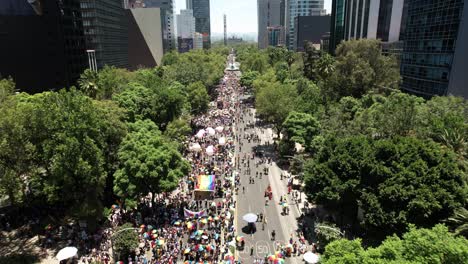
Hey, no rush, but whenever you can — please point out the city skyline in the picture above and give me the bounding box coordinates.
[175,0,333,34]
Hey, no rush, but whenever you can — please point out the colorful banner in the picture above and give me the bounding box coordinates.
[184,208,207,219]
[195,175,215,191]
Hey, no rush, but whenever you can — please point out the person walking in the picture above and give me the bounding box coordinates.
[271,230,276,241]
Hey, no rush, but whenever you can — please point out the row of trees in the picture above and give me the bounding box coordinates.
[237,40,467,251]
[0,48,227,227]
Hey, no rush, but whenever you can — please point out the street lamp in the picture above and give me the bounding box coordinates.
[86,50,97,72]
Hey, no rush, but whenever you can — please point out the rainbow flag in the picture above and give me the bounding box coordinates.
[195,175,216,191]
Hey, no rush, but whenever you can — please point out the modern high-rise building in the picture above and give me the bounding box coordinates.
[287,0,326,49]
[193,32,204,50]
[0,0,87,93]
[401,0,467,98]
[127,8,164,68]
[258,0,282,49]
[128,0,176,52]
[329,0,405,54]
[294,15,331,51]
[177,9,196,38]
[80,0,129,69]
[188,0,211,49]
[267,26,285,46]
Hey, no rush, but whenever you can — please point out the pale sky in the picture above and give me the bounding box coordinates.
[175,0,332,34]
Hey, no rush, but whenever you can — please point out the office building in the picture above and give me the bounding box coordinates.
[268,26,285,46]
[287,0,326,49]
[258,0,282,49]
[188,0,211,49]
[0,0,87,93]
[329,0,405,54]
[401,0,467,97]
[128,0,176,52]
[127,8,164,69]
[321,32,331,53]
[177,9,195,38]
[194,32,204,49]
[294,15,331,51]
[80,0,129,69]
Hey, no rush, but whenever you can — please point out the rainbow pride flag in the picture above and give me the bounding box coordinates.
[195,175,216,191]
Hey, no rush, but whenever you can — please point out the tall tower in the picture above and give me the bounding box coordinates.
[224,14,227,46]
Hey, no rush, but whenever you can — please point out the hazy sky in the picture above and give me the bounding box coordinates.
[175,0,332,34]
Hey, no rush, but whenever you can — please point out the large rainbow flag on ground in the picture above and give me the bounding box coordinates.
[195,175,216,191]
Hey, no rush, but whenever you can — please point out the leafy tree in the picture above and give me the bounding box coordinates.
[0,97,35,205]
[256,81,297,137]
[327,39,400,100]
[241,52,269,73]
[113,223,139,260]
[447,207,468,237]
[275,62,290,83]
[240,71,260,88]
[78,69,99,98]
[321,225,468,264]
[96,66,133,100]
[314,222,344,251]
[25,90,108,222]
[186,81,210,115]
[294,78,322,115]
[113,83,153,122]
[304,136,467,234]
[151,82,188,129]
[0,77,15,103]
[302,43,321,81]
[282,111,320,152]
[113,119,190,208]
[164,117,192,151]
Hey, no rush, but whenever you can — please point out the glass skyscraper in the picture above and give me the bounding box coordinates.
[329,0,346,54]
[287,0,326,49]
[400,0,465,97]
[188,0,211,49]
[80,0,129,69]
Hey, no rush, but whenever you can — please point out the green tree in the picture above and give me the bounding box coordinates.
[78,69,99,98]
[322,225,468,264]
[113,223,139,260]
[327,39,400,100]
[151,82,188,129]
[0,77,15,103]
[186,81,210,115]
[240,71,260,88]
[256,81,297,137]
[282,111,320,152]
[113,119,189,208]
[164,117,192,151]
[447,207,468,237]
[113,83,153,122]
[304,136,467,234]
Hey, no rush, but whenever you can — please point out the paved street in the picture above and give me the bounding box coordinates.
[234,102,308,263]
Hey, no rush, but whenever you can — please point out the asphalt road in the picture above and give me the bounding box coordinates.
[234,106,304,264]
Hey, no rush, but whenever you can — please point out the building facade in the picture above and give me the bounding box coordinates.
[287,0,326,49]
[294,15,331,51]
[127,8,164,69]
[400,0,466,97]
[128,0,176,52]
[193,32,204,49]
[80,0,129,69]
[258,0,282,49]
[0,0,87,93]
[177,9,195,39]
[267,26,285,46]
[329,0,405,54]
[188,0,211,49]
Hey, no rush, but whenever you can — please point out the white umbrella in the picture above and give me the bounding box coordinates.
[242,213,258,223]
[303,252,320,264]
[190,143,202,152]
[206,127,216,136]
[196,129,205,138]
[215,126,224,133]
[218,137,226,146]
[56,246,78,261]
[206,145,215,156]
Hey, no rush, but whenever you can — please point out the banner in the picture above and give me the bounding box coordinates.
[184,208,207,219]
[195,175,216,191]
